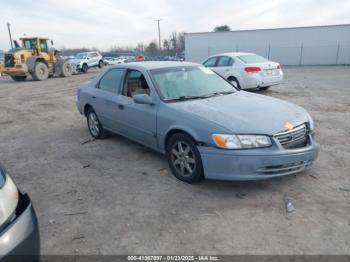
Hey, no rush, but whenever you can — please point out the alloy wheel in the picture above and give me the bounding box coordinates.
[88,112,100,137]
[170,141,196,177]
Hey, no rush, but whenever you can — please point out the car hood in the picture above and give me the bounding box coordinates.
[167,91,309,135]
[69,58,84,64]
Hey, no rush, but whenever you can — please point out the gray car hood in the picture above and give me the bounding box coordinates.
[167,91,309,135]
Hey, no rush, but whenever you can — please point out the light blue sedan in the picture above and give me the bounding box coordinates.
[77,62,319,183]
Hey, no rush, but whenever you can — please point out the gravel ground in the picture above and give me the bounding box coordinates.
[0,66,349,255]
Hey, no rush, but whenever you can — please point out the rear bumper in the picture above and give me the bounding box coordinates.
[0,193,40,262]
[199,136,319,181]
[241,72,284,89]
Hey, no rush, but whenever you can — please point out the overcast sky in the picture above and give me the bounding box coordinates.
[1,0,349,50]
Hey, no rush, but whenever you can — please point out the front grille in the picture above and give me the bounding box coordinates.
[4,53,14,67]
[258,160,314,176]
[274,124,308,149]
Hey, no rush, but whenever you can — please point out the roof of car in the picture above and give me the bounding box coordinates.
[213,52,254,57]
[111,61,200,70]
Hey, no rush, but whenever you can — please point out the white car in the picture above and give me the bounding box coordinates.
[69,51,104,73]
[202,52,283,90]
[104,57,129,65]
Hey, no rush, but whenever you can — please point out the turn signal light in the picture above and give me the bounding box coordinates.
[277,64,281,70]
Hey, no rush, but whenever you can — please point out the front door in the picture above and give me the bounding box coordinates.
[115,69,158,149]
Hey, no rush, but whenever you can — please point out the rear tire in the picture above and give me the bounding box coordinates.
[228,77,241,90]
[86,108,108,139]
[166,133,203,183]
[31,62,49,81]
[259,86,270,91]
[10,76,27,81]
[98,60,103,68]
[82,63,88,73]
[60,61,73,77]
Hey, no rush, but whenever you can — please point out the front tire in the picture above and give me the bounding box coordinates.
[60,61,73,77]
[86,108,107,139]
[82,63,88,73]
[166,133,203,183]
[31,62,49,81]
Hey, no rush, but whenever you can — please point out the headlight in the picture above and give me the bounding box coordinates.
[212,134,272,149]
[0,167,19,226]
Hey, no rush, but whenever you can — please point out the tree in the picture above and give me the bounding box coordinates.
[145,41,158,56]
[214,25,231,32]
[163,39,170,52]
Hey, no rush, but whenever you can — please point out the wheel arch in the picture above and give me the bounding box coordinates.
[84,104,94,116]
[27,56,48,72]
[227,75,241,89]
[164,128,200,152]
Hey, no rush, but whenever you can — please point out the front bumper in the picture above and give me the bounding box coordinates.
[199,135,319,181]
[0,193,40,262]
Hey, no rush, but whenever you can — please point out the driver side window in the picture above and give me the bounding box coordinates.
[122,70,150,98]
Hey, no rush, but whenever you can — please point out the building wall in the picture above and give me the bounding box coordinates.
[185,24,350,65]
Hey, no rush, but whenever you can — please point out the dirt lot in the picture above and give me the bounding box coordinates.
[0,66,349,255]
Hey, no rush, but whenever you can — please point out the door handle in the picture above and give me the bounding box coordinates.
[92,96,96,99]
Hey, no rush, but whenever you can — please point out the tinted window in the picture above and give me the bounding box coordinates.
[217,56,233,67]
[203,57,217,67]
[237,54,268,64]
[99,69,124,93]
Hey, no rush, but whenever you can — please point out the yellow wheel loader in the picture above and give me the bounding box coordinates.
[0,37,73,81]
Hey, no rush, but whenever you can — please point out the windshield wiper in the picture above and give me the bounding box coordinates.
[203,90,235,98]
[165,95,209,102]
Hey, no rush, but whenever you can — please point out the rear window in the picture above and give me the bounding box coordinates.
[237,55,268,64]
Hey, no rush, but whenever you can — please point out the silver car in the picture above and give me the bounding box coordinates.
[69,51,104,73]
[77,62,318,183]
[203,52,283,90]
[0,163,39,260]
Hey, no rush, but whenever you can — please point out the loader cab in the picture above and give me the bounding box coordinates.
[20,37,55,62]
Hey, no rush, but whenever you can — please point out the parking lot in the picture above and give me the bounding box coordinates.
[0,66,349,255]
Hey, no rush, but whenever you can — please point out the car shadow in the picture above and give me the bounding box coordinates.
[105,132,304,194]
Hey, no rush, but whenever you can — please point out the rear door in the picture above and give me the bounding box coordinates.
[214,56,235,79]
[89,68,125,131]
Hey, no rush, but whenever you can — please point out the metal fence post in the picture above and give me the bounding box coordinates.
[336,42,340,65]
[299,43,303,65]
[268,44,271,59]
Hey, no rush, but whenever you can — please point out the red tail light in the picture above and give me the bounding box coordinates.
[244,67,261,73]
[276,64,281,70]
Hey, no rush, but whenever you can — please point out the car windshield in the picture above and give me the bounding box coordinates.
[237,54,268,64]
[150,66,236,101]
[75,53,87,59]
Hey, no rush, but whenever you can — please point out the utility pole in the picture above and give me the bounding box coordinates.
[6,22,13,49]
[155,19,162,51]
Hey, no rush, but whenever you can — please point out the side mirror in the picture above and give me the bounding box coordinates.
[50,40,54,45]
[133,94,154,105]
